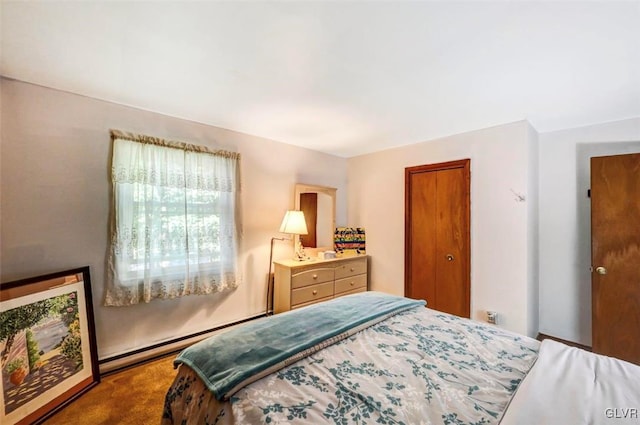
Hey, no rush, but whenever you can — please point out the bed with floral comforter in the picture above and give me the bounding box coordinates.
[162,292,539,425]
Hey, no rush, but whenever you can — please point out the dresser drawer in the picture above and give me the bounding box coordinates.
[273,256,369,314]
[334,274,367,295]
[291,268,334,289]
[334,258,367,279]
[335,287,367,298]
[291,282,334,306]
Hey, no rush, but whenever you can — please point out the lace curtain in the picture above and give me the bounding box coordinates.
[105,130,241,306]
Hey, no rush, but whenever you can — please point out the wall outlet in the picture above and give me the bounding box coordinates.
[487,311,497,325]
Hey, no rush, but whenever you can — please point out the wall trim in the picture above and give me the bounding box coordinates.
[99,313,266,375]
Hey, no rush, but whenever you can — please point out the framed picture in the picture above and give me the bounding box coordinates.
[0,267,99,425]
[334,227,366,257]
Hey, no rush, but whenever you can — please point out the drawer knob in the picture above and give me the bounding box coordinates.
[350,268,355,272]
[313,274,318,279]
[350,281,355,286]
[312,290,318,295]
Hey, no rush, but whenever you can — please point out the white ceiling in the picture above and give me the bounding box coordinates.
[2,1,639,157]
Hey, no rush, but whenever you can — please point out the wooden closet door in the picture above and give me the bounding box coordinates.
[435,167,469,317]
[405,159,470,318]
[407,170,437,305]
[591,153,640,364]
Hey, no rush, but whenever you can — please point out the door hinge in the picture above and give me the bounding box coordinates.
[587,189,591,198]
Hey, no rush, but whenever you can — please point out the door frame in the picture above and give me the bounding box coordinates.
[404,159,471,310]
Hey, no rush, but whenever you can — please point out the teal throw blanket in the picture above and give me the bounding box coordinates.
[175,291,425,400]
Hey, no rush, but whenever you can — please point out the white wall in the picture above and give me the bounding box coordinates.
[0,78,348,360]
[347,121,539,337]
[538,117,640,346]
[526,122,540,338]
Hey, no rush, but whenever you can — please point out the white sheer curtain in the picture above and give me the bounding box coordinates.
[105,131,241,306]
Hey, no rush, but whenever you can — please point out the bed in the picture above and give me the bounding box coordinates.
[161,292,640,425]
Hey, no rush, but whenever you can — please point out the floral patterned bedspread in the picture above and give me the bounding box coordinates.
[162,306,539,425]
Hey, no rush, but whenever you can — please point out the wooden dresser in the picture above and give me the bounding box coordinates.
[273,255,368,313]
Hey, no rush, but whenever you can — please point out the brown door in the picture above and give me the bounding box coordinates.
[591,153,640,365]
[405,159,470,317]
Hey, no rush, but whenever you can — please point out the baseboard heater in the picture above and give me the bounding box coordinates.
[99,313,266,375]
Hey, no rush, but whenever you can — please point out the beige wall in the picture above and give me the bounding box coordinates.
[6,75,637,357]
[347,121,539,337]
[0,78,348,359]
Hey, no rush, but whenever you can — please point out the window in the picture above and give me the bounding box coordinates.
[105,130,241,306]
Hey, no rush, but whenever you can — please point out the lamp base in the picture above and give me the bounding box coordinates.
[294,241,307,261]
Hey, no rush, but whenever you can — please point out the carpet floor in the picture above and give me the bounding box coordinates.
[43,353,178,425]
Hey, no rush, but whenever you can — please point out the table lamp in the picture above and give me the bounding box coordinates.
[279,210,309,261]
[266,210,309,315]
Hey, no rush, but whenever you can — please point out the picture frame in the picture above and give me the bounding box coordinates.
[334,227,366,257]
[0,266,99,425]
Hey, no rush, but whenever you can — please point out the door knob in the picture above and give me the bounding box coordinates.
[595,266,607,275]
[445,254,454,261]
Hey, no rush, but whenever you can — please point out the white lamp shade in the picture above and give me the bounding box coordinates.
[279,210,308,235]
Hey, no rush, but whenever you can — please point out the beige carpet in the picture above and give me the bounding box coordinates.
[43,353,178,425]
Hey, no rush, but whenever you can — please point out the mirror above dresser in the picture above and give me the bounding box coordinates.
[294,183,337,256]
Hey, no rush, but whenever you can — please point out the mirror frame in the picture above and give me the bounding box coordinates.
[294,183,337,256]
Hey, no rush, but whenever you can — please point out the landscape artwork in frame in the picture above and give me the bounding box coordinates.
[0,267,99,425]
